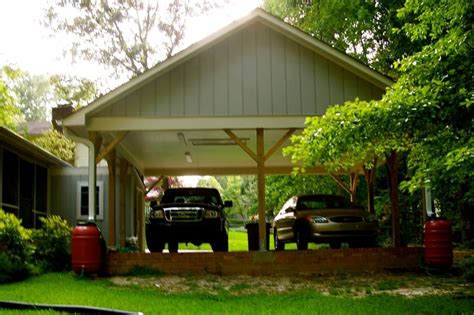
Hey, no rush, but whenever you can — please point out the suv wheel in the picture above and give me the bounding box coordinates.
[168,242,179,253]
[211,234,229,252]
[274,229,285,251]
[147,240,165,253]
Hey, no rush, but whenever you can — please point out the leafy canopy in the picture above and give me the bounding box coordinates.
[285,0,473,200]
[44,0,219,78]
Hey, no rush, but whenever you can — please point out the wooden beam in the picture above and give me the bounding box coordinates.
[264,128,296,161]
[89,132,103,157]
[329,173,352,195]
[96,131,128,164]
[256,128,266,251]
[119,158,128,247]
[224,129,258,162]
[146,176,163,195]
[106,149,116,246]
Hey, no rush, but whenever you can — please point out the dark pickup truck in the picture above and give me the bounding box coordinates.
[145,188,232,253]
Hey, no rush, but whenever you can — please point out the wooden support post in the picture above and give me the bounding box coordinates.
[224,128,296,251]
[106,149,116,246]
[256,128,266,251]
[119,158,128,247]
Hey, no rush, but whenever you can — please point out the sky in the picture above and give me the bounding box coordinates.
[0,0,262,80]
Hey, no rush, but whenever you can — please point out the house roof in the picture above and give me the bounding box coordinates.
[0,126,71,167]
[64,8,393,128]
[62,8,393,176]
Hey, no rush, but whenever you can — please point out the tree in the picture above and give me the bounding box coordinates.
[1,66,52,121]
[263,0,415,76]
[285,0,473,245]
[44,0,219,78]
[0,69,22,130]
[50,74,98,109]
[32,130,75,165]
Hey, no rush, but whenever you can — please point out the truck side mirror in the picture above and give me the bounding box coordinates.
[224,200,233,208]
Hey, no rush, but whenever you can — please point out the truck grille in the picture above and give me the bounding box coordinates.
[164,207,203,222]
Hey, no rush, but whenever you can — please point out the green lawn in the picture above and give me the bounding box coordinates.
[1,273,473,314]
[175,229,323,251]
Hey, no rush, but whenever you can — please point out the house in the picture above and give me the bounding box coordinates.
[58,8,392,251]
[0,126,70,228]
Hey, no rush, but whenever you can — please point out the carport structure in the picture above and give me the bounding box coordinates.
[63,8,392,251]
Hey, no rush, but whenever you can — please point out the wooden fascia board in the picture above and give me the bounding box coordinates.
[86,116,307,131]
[144,165,330,176]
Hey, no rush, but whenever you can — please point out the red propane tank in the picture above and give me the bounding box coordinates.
[71,222,103,274]
[423,217,453,268]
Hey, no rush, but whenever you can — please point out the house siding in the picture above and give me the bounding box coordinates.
[95,22,384,119]
[50,168,142,247]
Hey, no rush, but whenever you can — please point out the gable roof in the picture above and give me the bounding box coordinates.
[64,8,393,128]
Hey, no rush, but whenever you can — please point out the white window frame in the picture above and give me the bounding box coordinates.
[76,180,104,220]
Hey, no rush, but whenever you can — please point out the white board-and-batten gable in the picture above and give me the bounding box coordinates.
[66,9,392,129]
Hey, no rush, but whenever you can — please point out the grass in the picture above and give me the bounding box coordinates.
[176,229,324,251]
[1,273,473,314]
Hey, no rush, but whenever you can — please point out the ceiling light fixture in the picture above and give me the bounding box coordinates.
[184,152,193,163]
[189,138,250,146]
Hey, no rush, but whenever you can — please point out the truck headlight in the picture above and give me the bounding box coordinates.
[151,210,164,219]
[313,216,329,223]
[204,210,220,218]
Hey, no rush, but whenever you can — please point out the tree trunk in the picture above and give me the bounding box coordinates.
[386,151,400,247]
[363,162,376,214]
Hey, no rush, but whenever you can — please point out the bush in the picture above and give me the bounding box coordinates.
[460,257,474,282]
[32,215,72,271]
[0,209,34,283]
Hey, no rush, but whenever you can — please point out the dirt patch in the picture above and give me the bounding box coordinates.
[108,271,474,298]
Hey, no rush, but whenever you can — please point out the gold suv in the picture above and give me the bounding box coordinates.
[272,194,378,250]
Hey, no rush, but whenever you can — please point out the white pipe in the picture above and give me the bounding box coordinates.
[424,183,433,218]
[64,130,97,222]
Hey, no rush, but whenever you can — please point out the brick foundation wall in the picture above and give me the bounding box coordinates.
[104,247,421,276]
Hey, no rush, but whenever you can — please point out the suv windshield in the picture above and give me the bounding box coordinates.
[161,188,222,205]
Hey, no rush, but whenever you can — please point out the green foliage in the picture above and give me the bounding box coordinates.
[0,67,23,129]
[0,209,34,283]
[50,74,98,109]
[263,0,411,76]
[44,0,219,78]
[31,129,75,164]
[1,66,52,121]
[460,257,474,282]
[284,0,473,245]
[196,176,223,192]
[31,215,72,272]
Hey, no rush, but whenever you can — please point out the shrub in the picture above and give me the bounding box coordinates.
[460,256,474,282]
[0,209,34,283]
[32,215,72,271]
